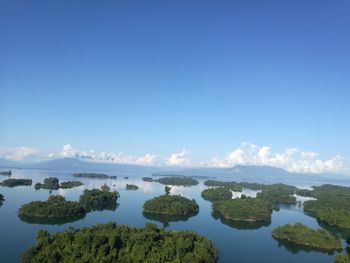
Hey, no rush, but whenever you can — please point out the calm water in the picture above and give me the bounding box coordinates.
[0,169,348,263]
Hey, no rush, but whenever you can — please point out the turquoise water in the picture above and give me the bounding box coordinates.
[0,169,347,262]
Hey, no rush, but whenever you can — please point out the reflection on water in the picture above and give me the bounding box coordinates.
[143,211,199,228]
[212,211,271,230]
[18,214,86,225]
[1,169,350,263]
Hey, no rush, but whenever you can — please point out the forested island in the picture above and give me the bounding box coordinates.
[212,197,272,223]
[73,172,110,179]
[59,181,83,189]
[0,170,11,176]
[18,195,86,222]
[142,177,154,182]
[19,187,119,224]
[335,253,350,263]
[0,178,32,187]
[301,185,350,231]
[204,180,242,191]
[157,176,199,186]
[21,222,219,263]
[79,188,119,212]
[272,223,342,252]
[35,177,59,190]
[143,195,199,216]
[35,178,83,190]
[257,188,296,204]
[126,184,138,190]
[201,187,232,202]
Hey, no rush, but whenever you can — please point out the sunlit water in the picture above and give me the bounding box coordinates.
[0,169,349,263]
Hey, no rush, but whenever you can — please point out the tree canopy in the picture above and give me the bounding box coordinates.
[21,222,219,263]
[0,178,32,187]
[143,195,199,216]
[201,187,232,202]
[157,177,199,187]
[272,223,342,252]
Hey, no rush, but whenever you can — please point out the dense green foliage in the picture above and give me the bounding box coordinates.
[0,178,32,187]
[143,195,199,216]
[204,180,242,191]
[302,184,350,231]
[201,187,232,202]
[257,189,296,204]
[317,208,350,231]
[212,198,272,223]
[79,188,119,212]
[165,186,171,195]
[335,253,350,263]
[35,177,60,190]
[272,223,342,252]
[157,177,199,186]
[21,222,218,263]
[142,177,154,182]
[59,181,83,189]
[0,170,11,176]
[73,173,110,179]
[18,195,85,220]
[126,184,138,190]
[0,193,4,206]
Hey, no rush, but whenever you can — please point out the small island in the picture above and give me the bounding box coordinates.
[21,222,219,263]
[73,172,110,179]
[212,197,272,223]
[272,223,342,252]
[59,181,84,189]
[35,177,60,190]
[126,184,138,190]
[142,177,154,182]
[0,170,11,176]
[204,180,242,191]
[143,195,199,216]
[157,176,199,186]
[0,178,32,187]
[79,188,119,212]
[18,195,85,221]
[0,194,4,206]
[201,187,232,202]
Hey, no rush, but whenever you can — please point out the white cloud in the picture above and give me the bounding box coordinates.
[207,142,348,174]
[0,146,37,161]
[166,148,190,166]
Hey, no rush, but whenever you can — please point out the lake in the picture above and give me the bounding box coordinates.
[0,169,348,263]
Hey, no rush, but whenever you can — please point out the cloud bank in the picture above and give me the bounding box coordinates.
[0,142,348,174]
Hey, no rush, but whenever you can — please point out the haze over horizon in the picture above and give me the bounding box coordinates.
[1,1,349,175]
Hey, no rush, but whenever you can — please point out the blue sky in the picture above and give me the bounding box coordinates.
[0,1,349,172]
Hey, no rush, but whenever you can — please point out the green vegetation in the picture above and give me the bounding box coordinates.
[204,180,242,191]
[0,178,32,187]
[143,195,199,216]
[201,187,232,202]
[126,184,138,190]
[272,223,342,252]
[302,184,350,231]
[19,187,119,224]
[0,194,4,206]
[18,195,85,221]
[35,177,60,190]
[257,188,296,204]
[79,188,119,212]
[316,208,350,231]
[0,170,11,176]
[142,177,154,182]
[165,186,171,195]
[157,176,199,186]
[21,222,218,263]
[59,181,83,189]
[213,197,272,223]
[335,254,350,263]
[73,172,110,179]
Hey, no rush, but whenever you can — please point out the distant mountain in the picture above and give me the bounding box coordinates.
[0,158,24,169]
[26,157,161,174]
